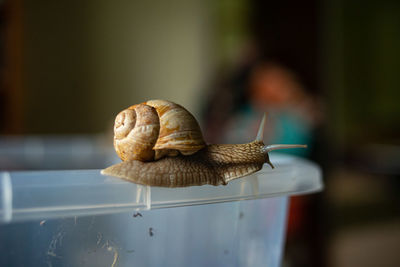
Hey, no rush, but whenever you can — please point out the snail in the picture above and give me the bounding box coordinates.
[101,99,306,187]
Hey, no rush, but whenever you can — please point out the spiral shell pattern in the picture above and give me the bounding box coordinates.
[113,100,206,162]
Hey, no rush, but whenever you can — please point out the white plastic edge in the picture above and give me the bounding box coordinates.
[1,172,12,222]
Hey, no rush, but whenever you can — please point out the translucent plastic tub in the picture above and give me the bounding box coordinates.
[0,136,322,267]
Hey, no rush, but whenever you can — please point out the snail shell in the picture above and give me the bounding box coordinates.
[102,100,307,187]
[113,100,205,162]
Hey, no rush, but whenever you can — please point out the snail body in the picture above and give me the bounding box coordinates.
[101,100,306,187]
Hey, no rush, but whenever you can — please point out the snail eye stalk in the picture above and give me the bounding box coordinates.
[262,144,307,153]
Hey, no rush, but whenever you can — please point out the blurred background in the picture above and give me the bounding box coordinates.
[1,0,399,266]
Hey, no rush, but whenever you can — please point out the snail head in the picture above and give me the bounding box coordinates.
[255,113,307,168]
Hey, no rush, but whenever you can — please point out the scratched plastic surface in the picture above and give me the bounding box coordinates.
[0,137,322,267]
[0,197,289,267]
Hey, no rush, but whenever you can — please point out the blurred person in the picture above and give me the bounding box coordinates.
[203,61,322,151]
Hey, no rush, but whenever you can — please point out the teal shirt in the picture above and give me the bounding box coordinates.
[223,104,312,157]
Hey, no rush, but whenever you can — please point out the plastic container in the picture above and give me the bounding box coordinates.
[0,136,322,267]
